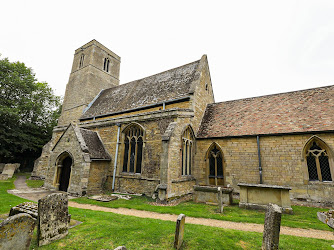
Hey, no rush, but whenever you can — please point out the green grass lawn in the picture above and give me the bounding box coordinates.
[0,176,29,214]
[29,207,333,249]
[1,177,333,249]
[72,195,332,231]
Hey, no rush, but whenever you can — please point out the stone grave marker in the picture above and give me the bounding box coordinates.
[174,213,186,249]
[0,213,36,250]
[317,210,334,248]
[38,193,69,246]
[217,187,224,213]
[2,163,20,178]
[9,202,38,219]
[262,203,282,250]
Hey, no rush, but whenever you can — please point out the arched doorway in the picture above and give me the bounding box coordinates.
[56,153,73,192]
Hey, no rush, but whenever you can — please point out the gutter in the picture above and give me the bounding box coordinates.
[112,123,121,191]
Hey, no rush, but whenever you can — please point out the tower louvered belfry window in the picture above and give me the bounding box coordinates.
[79,54,85,68]
[208,145,224,186]
[122,125,143,174]
[181,127,194,176]
[306,141,332,182]
[103,58,110,72]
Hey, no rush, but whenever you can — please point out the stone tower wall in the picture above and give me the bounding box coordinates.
[58,40,121,126]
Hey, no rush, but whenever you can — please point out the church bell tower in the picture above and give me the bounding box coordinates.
[58,40,120,126]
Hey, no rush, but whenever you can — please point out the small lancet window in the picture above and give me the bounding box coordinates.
[181,127,194,176]
[306,141,332,182]
[79,54,85,68]
[103,58,110,72]
[122,125,144,174]
[208,145,224,186]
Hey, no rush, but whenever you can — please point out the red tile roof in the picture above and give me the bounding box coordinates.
[197,85,334,138]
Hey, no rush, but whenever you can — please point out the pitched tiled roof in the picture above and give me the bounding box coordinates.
[80,60,200,120]
[79,128,111,160]
[197,85,334,138]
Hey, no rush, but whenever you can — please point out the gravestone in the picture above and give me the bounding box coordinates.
[0,174,8,180]
[0,213,36,250]
[174,214,186,249]
[262,203,282,250]
[38,193,69,246]
[317,210,334,248]
[9,202,38,219]
[2,164,20,178]
[217,187,224,213]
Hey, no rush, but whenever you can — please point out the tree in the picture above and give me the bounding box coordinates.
[0,55,61,169]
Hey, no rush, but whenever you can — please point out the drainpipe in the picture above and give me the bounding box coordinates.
[257,135,263,184]
[112,123,121,191]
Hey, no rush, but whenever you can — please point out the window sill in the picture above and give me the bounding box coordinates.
[307,180,334,186]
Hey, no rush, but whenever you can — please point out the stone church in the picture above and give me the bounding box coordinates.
[33,40,334,206]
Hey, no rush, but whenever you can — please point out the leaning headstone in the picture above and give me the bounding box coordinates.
[2,164,19,178]
[38,193,69,246]
[262,203,282,250]
[9,202,38,219]
[317,210,334,248]
[217,187,224,213]
[174,214,186,249]
[0,213,36,250]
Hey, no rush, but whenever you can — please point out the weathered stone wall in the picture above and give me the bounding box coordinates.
[44,125,91,195]
[87,161,109,195]
[195,133,334,205]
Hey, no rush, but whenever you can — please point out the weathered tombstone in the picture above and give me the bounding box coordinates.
[317,210,334,248]
[2,164,19,178]
[217,187,224,213]
[262,203,282,250]
[38,193,69,246]
[0,213,36,250]
[0,174,8,180]
[9,202,38,219]
[174,214,186,249]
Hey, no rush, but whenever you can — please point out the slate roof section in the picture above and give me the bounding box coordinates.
[80,60,200,120]
[79,128,111,160]
[197,85,334,138]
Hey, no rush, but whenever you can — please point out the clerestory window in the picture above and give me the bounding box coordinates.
[208,144,224,186]
[103,58,110,72]
[181,127,194,176]
[122,125,144,174]
[306,141,332,182]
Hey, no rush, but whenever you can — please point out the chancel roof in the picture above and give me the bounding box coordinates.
[80,60,200,120]
[197,85,334,138]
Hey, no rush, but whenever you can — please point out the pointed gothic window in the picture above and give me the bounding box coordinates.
[103,58,110,72]
[79,54,85,68]
[181,127,194,176]
[306,141,332,182]
[122,124,144,174]
[208,144,224,186]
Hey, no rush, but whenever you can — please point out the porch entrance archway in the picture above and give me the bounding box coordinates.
[56,153,73,192]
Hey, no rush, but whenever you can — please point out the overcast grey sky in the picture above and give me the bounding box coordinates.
[1,0,334,103]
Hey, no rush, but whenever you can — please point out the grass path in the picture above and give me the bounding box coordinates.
[68,201,334,241]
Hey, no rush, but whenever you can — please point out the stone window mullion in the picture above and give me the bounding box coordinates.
[315,156,323,181]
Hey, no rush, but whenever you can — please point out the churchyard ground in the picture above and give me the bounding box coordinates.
[0,175,333,249]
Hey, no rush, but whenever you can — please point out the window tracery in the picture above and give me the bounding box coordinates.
[208,144,224,186]
[181,127,194,176]
[122,125,144,174]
